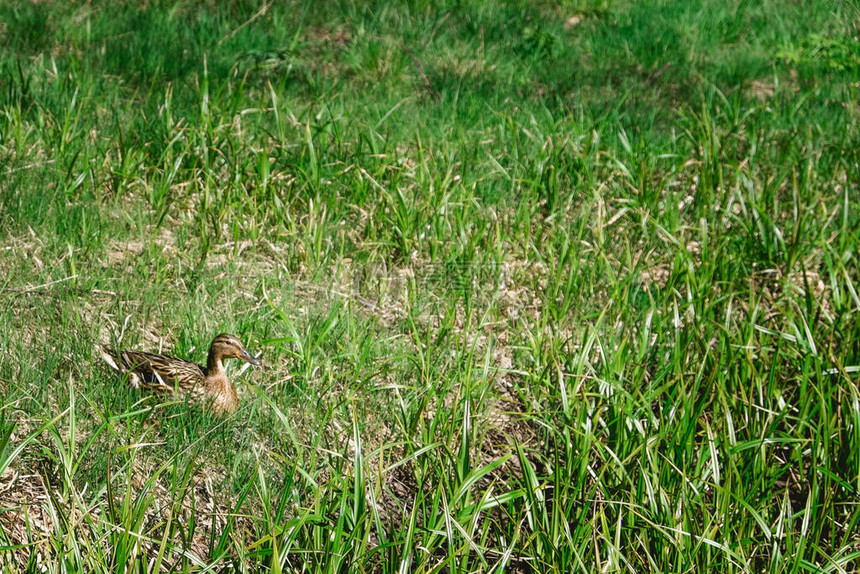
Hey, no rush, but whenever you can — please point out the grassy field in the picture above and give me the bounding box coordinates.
[1,0,859,571]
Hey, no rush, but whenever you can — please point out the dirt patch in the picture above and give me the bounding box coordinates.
[748,79,775,101]
[564,15,585,30]
[103,225,177,269]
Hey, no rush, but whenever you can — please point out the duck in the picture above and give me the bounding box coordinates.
[100,333,262,415]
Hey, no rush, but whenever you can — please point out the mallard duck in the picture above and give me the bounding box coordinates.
[100,333,262,415]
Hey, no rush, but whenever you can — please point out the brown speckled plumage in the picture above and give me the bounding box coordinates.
[100,333,262,415]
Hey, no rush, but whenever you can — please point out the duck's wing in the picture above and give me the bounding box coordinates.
[101,347,205,393]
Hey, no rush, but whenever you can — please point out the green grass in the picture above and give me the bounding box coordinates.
[1,0,859,571]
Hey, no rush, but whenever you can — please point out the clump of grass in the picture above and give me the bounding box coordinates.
[1,0,859,572]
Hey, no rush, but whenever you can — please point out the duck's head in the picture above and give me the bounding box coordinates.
[209,333,262,366]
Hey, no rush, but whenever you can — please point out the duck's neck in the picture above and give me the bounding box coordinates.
[207,352,225,375]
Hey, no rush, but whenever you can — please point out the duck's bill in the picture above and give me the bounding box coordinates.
[240,350,262,366]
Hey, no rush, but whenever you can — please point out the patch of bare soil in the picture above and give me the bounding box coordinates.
[103,225,178,269]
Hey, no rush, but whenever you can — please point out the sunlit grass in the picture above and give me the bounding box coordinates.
[1,0,859,572]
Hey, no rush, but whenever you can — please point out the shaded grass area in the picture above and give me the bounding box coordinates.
[1,0,860,571]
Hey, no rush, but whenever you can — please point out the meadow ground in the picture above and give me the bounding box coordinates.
[1,0,859,572]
